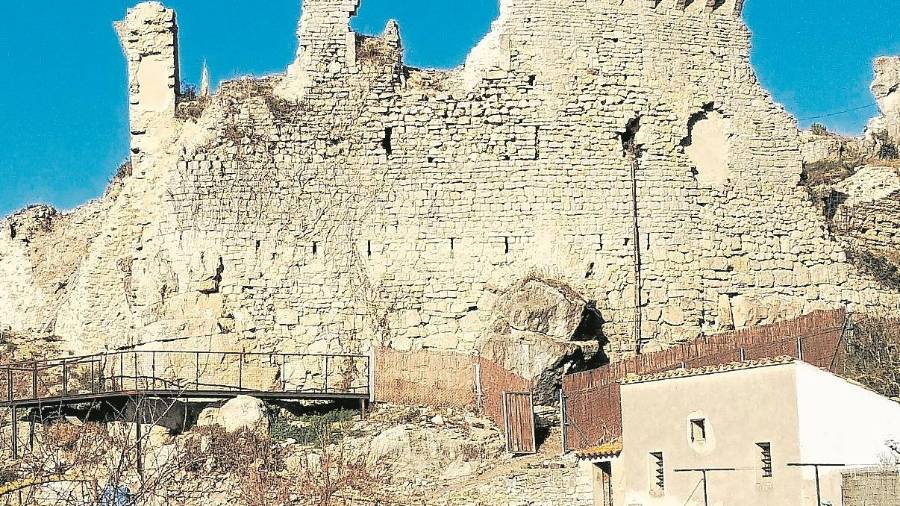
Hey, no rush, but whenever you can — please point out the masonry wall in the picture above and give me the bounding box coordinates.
[0,0,898,359]
[842,468,900,506]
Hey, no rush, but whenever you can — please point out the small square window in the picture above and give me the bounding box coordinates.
[690,418,706,443]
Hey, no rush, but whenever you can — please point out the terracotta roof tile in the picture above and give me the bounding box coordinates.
[575,439,623,460]
[620,356,795,385]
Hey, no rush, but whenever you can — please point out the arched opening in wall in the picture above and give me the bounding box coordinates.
[682,106,732,186]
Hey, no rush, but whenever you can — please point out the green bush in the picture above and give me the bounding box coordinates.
[270,408,357,446]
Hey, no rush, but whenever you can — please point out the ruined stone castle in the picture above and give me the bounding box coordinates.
[1,0,898,369]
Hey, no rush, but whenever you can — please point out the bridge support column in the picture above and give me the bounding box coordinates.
[10,405,17,459]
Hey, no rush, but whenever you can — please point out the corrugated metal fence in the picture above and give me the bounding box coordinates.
[561,309,848,451]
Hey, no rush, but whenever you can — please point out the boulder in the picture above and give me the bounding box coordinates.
[495,277,588,339]
[206,396,270,434]
[480,276,606,403]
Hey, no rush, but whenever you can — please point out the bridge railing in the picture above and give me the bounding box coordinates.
[0,350,370,405]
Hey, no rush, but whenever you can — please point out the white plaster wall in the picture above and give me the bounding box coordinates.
[795,362,900,505]
[620,364,804,505]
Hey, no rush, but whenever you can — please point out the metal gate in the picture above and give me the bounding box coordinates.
[502,391,536,454]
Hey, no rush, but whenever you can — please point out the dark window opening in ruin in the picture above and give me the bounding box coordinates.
[504,237,510,254]
[8,224,15,240]
[690,418,706,443]
[255,240,261,250]
[367,240,372,257]
[381,127,393,156]
[312,242,318,255]
[621,116,643,157]
[527,75,536,86]
[585,262,595,279]
[427,156,435,163]
[450,237,455,251]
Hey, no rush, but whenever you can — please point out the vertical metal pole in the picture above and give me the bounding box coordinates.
[62,360,68,397]
[559,388,567,454]
[195,352,200,391]
[133,352,139,391]
[27,414,34,453]
[135,407,144,481]
[797,336,804,361]
[119,356,124,391]
[474,363,483,415]
[324,356,329,393]
[702,470,709,506]
[10,406,17,459]
[6,368,12,403]
[90,359,96,394]
[814,465,821,506]
[368,350,376,403]
[359,398,366,419]
[151,352,156,391]
[31,363,37,399]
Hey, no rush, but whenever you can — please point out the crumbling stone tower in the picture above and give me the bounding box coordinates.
[115,2,180,173]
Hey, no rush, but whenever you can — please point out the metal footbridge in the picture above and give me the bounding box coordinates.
[1,350,372,457]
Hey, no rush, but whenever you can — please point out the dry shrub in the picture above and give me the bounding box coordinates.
[841,316,900,398]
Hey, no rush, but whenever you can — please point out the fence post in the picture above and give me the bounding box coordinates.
[31,363,37,399]
[559,388,568,455]
[368,349,376,404]
[797,336,804,361]
[6,368,12,403]
[474,362,483,415]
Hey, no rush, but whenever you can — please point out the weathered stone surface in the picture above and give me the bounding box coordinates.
[0,0,898,361]
[209,396,271,434]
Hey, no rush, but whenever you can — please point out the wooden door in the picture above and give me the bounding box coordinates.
[503,391,536,454]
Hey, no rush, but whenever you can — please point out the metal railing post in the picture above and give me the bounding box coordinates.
[324,355,329,393]
[31,363,37,399]
[6,368,12,403]
[151,352,157,391]
[133,352,139,391]
[62,359,68,397]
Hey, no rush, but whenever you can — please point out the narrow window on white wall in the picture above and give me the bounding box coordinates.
[650,452,665,493]
[757,442,773,478]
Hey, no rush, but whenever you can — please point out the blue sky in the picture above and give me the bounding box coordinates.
[0,1,897,216]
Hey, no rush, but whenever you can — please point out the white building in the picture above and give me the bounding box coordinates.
[610,357,900,505]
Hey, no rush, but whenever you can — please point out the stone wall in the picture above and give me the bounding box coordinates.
[1,0,898,359]
[842,467,900,506]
